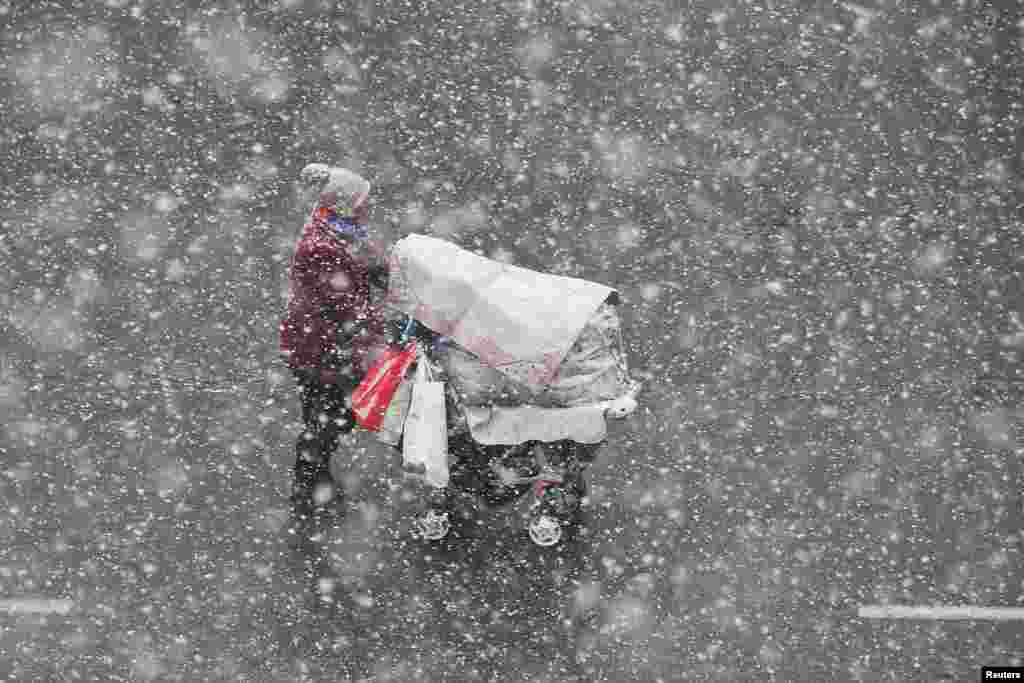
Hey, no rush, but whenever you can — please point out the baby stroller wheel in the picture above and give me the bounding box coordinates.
[528,513,563,547]
[413,509,451,541]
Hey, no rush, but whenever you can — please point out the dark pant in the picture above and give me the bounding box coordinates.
[292,369,358,505]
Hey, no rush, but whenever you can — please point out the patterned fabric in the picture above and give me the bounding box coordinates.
[439,301,632,409]
[385,233,616,391]
[313,205,369,241]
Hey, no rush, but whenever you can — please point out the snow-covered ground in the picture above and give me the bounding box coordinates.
[1,1,1021,680]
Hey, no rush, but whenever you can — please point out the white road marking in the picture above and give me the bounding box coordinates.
[859,605,1024,621]
[0,598,75,615]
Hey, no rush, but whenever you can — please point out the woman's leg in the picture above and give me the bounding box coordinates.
[291,373,356,511]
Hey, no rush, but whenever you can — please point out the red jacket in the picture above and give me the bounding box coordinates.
[280,217,387,382]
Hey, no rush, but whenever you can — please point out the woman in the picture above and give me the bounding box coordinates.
[279,164,390,517]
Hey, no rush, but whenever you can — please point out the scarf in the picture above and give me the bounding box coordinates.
[312,205,369,241]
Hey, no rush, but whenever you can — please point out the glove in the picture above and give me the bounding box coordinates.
[368,262,390,291]
[293,366,348,387]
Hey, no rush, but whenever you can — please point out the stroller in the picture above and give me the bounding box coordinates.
[379,234,642,547]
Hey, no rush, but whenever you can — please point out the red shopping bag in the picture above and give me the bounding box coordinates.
[351,341,418,431]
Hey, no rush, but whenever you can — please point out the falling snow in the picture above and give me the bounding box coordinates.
[0,0,1022,681]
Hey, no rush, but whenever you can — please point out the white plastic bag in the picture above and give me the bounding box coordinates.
[376,375,413,446]
[402,353,450,488]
